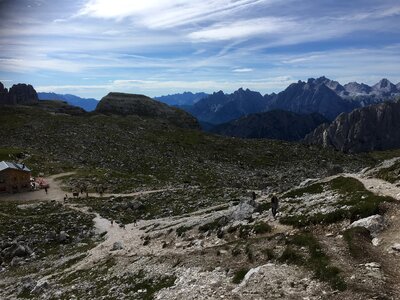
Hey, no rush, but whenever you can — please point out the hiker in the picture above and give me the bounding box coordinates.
[44,187,48,194]
[271,193,279,219]
[110,219,114,227]
[252,191,257,200]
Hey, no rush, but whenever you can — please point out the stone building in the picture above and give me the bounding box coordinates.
[0,161,31,193]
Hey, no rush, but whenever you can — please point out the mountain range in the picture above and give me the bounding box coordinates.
[37,92,98,111]
[210,110,328,141]
[180,77,400,124]
[154,92,208,106]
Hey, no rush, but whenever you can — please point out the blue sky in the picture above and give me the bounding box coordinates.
[0,0,400,98]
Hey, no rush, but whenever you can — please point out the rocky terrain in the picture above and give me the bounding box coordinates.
[1,151,400,299]
[0,82,39,106]
[210,110,327,141]
[1,92,400,299]
[305,100,400,153]
[96,92,200,129]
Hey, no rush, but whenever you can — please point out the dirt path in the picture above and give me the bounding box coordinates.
[0,171,178,202]
[344,173,400,200]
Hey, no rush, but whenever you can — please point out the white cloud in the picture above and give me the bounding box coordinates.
[233,68,253,73]
[188,17,294,41]
[77,0,273,29]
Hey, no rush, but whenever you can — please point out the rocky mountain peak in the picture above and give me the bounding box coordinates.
[0,82,39,105]
[343,82,372,95]
[372,78,398,93]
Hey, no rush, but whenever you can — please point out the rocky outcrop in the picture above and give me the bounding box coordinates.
[96,92,200,129]
[0,82,39,105]
[349,215,385,237]
[210,110,328,141]
[305,101,400,153]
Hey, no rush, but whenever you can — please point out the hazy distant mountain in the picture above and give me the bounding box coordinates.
[305,100,400,153]
[187,88,268,124]
[266,78,357,120]
[38,92,98,111]
[210,110,328,141]
[155,92,208,106]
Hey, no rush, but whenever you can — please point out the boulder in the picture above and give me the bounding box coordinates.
[111,241,124,251]
[129,200,145,210]
[231,200,257,221]
[348,215,385,236]
[58,231,70,243]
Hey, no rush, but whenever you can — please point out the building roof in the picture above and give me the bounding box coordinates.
[0,161,31,172]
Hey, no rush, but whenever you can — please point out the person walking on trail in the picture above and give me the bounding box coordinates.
[44,187,48,195]
[271,193,279,219]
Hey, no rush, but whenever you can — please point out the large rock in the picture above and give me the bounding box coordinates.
[96,92,199,129]
[0,82,39,105]
[231,200,258,221]
[111,241,124,251]
[349,215,385,236]
[305,101,400,153]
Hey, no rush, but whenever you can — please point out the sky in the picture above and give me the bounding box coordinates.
[0,0,400,99]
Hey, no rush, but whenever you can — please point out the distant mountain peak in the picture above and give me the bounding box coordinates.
[372,78,398,93]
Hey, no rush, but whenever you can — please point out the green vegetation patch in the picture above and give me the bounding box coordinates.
[283,182,324,198]
[280,177,393,227]
[279,232,347,291]
[375,161,400,183]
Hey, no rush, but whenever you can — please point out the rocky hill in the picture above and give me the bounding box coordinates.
[38,92,98,111]
[188,88,268,124]
[0,82,39,105]
[96,92,200,129]
[210,110,328,141]
[305,101,400,153]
